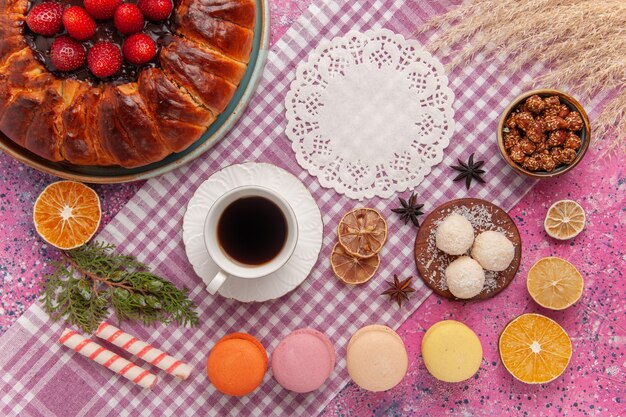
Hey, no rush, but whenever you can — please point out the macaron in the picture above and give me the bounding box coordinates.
[207,333,268,396]
[421,320,483,382]
[271,328,335,393]
[346,324,408,392]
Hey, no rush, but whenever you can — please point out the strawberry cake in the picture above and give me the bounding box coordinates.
[0,0,255,168]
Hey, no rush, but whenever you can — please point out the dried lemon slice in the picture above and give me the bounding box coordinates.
[33,181,101,250]
[544,200,585,240]
[499,313,572,384]
[331,242,380,284]
[527,257,583,310]
[337,208,387,258]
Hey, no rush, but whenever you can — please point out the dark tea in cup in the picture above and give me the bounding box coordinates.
[217,196,287,266]
[203,185,299,294]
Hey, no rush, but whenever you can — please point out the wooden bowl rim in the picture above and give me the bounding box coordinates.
[496,88,591,179]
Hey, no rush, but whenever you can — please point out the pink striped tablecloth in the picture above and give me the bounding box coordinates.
[0,0,544,415]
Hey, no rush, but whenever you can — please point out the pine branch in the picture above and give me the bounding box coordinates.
[40,241,198,334]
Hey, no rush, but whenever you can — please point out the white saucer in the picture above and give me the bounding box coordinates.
[182,162,323,302]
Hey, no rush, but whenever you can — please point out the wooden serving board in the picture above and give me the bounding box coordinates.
[414,198,522,301]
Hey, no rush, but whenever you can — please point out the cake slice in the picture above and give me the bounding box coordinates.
[0,0,29,65]
[0,48,56,93]
[160,38,240,114]
[23,83,65,161]
[0,0,27,13]
[0,93,41,148]
[97,84,171,168]
[60,81,115,166]
[175,1,254,63]
[162,37,247,84]
[138,68,215,152]
[0,49,59,158]
[177,0,256,29]
[0,84,64,161]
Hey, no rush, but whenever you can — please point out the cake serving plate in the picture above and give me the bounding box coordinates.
[0,0,270,184]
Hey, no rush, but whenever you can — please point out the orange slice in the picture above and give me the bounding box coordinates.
[499,313,572,384]
[544,200,586,240]
[33,181,101,250]
[527,257,583,310]
[337,208,387,258]
[331,242,380,284]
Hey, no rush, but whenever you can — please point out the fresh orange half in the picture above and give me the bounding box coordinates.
[527,257,584,310]
[337,208,387,258]
[33,181,101,250]
[544,200,586,240]
[499,313,572,384]
[331,242,380,284]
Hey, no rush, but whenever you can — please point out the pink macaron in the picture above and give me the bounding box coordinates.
[271,328,335,393]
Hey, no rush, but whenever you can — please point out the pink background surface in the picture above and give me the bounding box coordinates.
[0,1,624,416]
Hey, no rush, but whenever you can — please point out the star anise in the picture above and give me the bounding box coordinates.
[381,275,416,307]
[391,192,424,227]
[451,153,486,189]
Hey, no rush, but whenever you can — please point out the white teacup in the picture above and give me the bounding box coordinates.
[203,185,299,295]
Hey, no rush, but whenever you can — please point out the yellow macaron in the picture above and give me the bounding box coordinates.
[421,320,482,382]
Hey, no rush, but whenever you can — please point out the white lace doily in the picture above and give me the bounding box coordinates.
[285,29,455,200]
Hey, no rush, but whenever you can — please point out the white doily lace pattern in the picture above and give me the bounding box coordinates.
[285,29,455,200]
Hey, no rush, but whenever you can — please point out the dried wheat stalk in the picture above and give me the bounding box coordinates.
[418,0,626,154]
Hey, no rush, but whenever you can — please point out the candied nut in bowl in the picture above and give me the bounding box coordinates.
[497,89,590,179]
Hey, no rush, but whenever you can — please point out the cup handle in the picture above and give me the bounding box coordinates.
[206,271,228,295]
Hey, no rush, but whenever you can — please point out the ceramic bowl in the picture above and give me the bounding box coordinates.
[497,89,590,179]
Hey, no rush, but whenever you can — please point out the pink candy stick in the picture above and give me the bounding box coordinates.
[59,329,157,389]
[96,322,192,380]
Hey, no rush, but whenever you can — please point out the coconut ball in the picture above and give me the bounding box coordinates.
[435,214,475,255]
[445,256,485,299]
[471,231,515,271]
